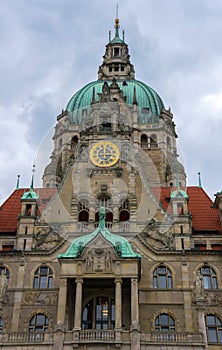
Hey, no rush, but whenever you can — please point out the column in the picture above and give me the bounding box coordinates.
[181,261,193,332]
[11,261,25,332]
[74,278,83,330]
[115,278,122,329]
[198,307,208,349]
[57,278,67,327]
[131,278,139,330]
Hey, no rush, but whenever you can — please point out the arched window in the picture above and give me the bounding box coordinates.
[206,314,222,343]
[155,313,175,332]
[0,316,3,333]
[150,134,157,148]
[153,265,172,289]
[141,134,148,149]
[71,136,78,149]
[119,210,130,221]
[0,266,10,285]
[119,199,130,221]
[29,313,49,332]
[79,210,89,222]
[82,297,115,330]
[199,265,218,289]
[33,266,53,289]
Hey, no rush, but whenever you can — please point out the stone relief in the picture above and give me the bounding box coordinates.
[85,249,113,273]
[34,227,61,250]
[141,219,174,250]
[23,291,58,305]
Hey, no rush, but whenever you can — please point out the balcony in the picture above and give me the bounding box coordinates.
[0,331,53,344]
[0,330,204,348]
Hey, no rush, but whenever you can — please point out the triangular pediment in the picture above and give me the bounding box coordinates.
[81,233,117,273]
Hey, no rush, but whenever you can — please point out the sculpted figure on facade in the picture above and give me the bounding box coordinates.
[0,270,7,302]
[194,271,205,300]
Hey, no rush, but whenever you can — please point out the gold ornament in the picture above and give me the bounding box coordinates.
[90,142,120,167]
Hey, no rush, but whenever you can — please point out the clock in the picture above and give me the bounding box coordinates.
[90,142,120,167]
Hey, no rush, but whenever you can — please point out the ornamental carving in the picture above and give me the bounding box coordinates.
[34,227,61,250]
[23,291,58,305]
[192,291,222,306]
[141,219,174,250]
[84,248,113,273]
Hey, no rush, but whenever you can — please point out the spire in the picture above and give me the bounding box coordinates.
[114,5,120,39]
[16,175,20,190]
[30,161,36,190]
[198,172,202,188]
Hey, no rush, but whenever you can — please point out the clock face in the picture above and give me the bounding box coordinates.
[90,142,120,167]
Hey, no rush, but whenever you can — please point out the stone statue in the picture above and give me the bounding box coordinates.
[194,271,204,300]
[98,207,106,228]
[105,251,112,270]
[0,270,7,301]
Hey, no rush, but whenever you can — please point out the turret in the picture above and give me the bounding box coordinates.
[17,165,39,250]
[98,17,135,80]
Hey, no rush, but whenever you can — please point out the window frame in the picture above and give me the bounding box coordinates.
[155,313,175,332]
[82,296,115,330]
[199,265,218,289]
[153,265,173,289]
[33,266,53,289]
[29,313,49,333]
[206,314,222,344]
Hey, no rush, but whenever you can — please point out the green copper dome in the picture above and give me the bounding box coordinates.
[66,80,165,124]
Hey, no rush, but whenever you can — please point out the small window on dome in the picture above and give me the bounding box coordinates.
[82,109,88,117]
[114,48,120,57]
[114,64,119,72]
[109,66,112,72]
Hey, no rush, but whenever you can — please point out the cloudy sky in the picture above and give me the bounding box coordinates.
[0,0,222,203]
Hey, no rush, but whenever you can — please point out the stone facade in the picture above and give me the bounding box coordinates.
[0,17,222,350]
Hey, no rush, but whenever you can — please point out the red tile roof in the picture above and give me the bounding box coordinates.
[0,186,221,234]
[187,187,221,233]
[151,186,221,233]
[0,188,56,233]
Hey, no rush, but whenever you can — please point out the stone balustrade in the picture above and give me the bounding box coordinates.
[0,332,53,343]
[0,330,203,346]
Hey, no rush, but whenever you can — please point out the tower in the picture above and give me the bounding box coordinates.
[0,15,221,350]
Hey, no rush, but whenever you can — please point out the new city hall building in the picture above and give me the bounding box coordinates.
[0,17,222,350]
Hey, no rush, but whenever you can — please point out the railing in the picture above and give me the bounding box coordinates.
[77,222,89,231]
[146,331,203,343]
[79,330,115,341]
[0,330,204,346]
[0,332,53,343]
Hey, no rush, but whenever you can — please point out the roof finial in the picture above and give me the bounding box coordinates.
[16,175,20,190]
[30,161,36,190]
[114,4,120,38]
[198,172,202,188]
